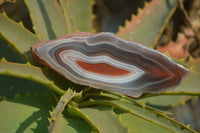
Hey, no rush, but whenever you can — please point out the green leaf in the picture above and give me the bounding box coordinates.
[59,0,75,33]
[79,99,196,133]
[0,75,50,99]
[111,100,194,133]
[36,0,69,38]
[0,61,65,95]
[138,95,191,110]
[24,0,55,40]
[0,94,51,133]
[0,13,40,62]
[119,112,172,133]
[68,105,129,133]
[82,91,190,110]
[117,0,177,47]
[49,89,75,132]
[80,106,129,133]
[51,115,92,133]
[0,37,27,63]
[67,0,94,32]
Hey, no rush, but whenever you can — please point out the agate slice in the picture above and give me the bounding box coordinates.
[31,32,189,97]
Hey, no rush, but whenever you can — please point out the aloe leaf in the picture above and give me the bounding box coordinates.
[117,0,177,47]
[67,0,94,32]
[0,37,27,63]
[139,95,191,110]
[68,105,129,133]
[59,0,75,33]
[110,100,195,133]
[79,99,196,133]
[119,112,172,133]
[0,75,50,100]
[51,115,92,133]
[36,0,69,38]
[24,0,55,40]
[79,106,129,133]
[49,89,75,132]
[0,61,65,95]
[81,90,188,111]
[0,13,40,62]
[0,94,51,133]
[83,91,189,110]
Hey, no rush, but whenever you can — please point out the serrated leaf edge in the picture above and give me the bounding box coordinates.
[0,61,65,95]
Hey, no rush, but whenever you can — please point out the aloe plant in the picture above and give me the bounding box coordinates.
[0,0,200,132]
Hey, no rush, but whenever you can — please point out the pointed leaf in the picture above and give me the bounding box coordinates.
[59,0,75,33]
[0,95,51,133]
[49,89,75,132]
[111,100,195,133]
[24,0,56,40]
[0,61,65,95]
[119,112,172,133]
[52,115,92,133]
[0,13,40,61]
[69,106,129,133]
[139,95,191,110]
[0,37,27,63]
[0,75,50,99]
[37,0,69,38]
[117,0,177,47]
[67,0,94,32]
[79,99,196,133]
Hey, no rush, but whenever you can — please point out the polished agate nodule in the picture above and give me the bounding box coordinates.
[31,32,189,97]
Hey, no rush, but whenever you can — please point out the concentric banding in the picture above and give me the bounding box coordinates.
[32,32,190,97]
[58,50,145,83]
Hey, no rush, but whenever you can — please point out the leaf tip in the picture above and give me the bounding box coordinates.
[186,124,190,128]
[0,57,8,62]
[26,62,32,66]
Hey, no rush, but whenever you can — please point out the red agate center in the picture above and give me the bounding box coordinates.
[76,60,131,76]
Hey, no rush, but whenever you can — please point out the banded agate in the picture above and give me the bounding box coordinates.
[31,32,189,97]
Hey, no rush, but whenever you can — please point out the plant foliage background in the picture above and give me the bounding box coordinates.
[0,0,200,133]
